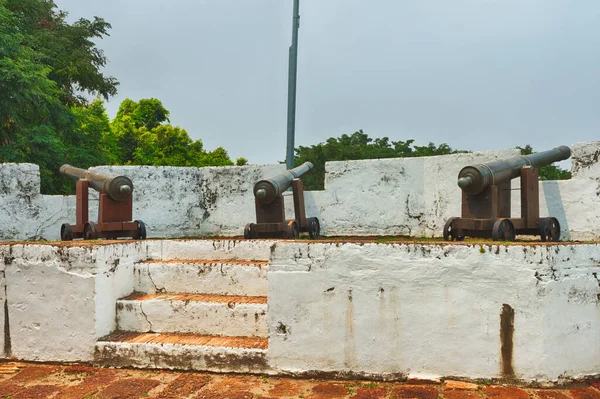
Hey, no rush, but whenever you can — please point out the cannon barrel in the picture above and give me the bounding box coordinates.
[60,164,133,202]
[457,146,571,195]
[254,162,313,204]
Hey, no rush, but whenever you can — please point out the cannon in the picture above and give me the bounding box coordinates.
[443,146,571,242]
[59,165,146,241]
[244,162,320,239]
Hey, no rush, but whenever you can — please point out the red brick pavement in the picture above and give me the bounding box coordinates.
[0,362,596,399]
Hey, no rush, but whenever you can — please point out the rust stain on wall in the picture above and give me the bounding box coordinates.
[500,304,515,378]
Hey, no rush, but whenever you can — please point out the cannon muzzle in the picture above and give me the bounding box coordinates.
[254,162,313,204]
[457,146,571,195]
[60,164,133,202]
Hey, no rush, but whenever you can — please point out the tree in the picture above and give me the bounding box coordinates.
[0,2,70,192]
[0,0,118,193]
[112,98,170,163]
[114,98,234,168]
[294,130,462,190]
[133,125,195,166]
[1,0,241,193]
[6,0,118,104]
[516,145,571,180]
[199,147,234,167]
[68,98,118,165]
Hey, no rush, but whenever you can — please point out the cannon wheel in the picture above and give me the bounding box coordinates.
[308,217,321,239]
[135,220,147,240]
[285,220,300,239]
[539,217,560,242]
[83,221,98,240]
[443,217,464,241]
[492,219,515,242]
[244,223,257,239]
[60,223,73,241]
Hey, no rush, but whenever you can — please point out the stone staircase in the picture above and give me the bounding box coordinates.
[95,246,272,373]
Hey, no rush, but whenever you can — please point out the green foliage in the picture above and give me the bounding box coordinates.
[112,98,171,163]
[115,98,233,167]
[0,0,118,193]
[6,0,118,104]
[294,130,464,190]
[69,99,117,164]
[517,145,571,180]
[236,157,249,166]
[0,1,70,192]
[0,0,238,194]
[130,98,170,130]
[133,125,196,166]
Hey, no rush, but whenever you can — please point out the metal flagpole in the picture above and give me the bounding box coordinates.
[285,0,300,170]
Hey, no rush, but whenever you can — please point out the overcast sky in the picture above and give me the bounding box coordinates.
[53,0,600,165]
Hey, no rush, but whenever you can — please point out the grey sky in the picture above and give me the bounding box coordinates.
[53,0,600,165]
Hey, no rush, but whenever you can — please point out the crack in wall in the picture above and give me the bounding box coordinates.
[593,272,600,303]
[32,197,68,240]
[139,302,153,332]
[146,268,166,294]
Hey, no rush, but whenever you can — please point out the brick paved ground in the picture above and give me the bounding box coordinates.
[0,362,597,399]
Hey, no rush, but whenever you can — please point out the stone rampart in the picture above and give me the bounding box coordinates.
[0,239,598,382]
[268,241,600,381]
[0,141,598,241]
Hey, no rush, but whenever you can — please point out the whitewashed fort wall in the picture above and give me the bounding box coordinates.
[0,141,598,241]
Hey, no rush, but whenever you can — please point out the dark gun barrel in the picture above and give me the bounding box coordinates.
[457,146,571,195]
[60,164,133,202]
[254,162,313,204]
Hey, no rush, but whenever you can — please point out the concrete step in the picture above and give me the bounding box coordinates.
[158,239,276,261]
[134,259,269,296]
[116,293,268,337]
[95,331,270,373]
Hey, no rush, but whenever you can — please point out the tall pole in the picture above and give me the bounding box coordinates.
[286,0,300,170]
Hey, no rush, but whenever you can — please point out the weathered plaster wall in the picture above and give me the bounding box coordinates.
[0,239,275,362]
[0,164,73,241]
[305,149,519,237]
[91,165,284,239]
[267,242,600,381]
[571,141,600,180]
[1,241,156,362]
[5,244,98,361]
[0,164,284,241]
[0,238,598,381]
[0,141,598,241]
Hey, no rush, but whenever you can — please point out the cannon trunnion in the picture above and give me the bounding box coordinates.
[59,165,146,241]
[244,162,320,239]
[444,146,571,242]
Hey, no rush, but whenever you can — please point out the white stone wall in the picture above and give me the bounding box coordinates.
[307,149,519,237]
[0,238,598,381]
[5,244,98,361]
[0,238,274,362]
[0,142,598,241]
[571,141,600,180]
[0,164,74,241]
[88,164,285,239]
[2,242,160,362]
[268,241,600,381]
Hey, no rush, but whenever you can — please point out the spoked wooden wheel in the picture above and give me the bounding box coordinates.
[60,223,73,241]
[443,217,464,241]
[492,219,516,241]
[135,220,147,240]
[244,223,257,239]
[284,220,299,239]
[307,217,320,239]
[83,221,98,240]
[539,217,560,242]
